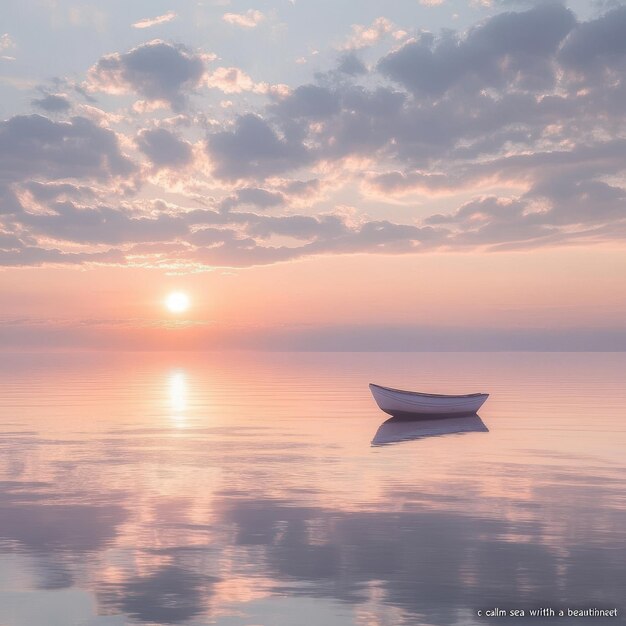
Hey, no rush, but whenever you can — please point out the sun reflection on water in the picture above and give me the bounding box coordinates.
[168,370,187,426]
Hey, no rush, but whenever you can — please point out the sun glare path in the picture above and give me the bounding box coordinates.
[166,291,190,314]
[168,370,187,427]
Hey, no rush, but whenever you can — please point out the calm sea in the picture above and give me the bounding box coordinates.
[0,352,625,626]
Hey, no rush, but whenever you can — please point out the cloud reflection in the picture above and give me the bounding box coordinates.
[99,565,217,624]
[0,482,127,592]
[220,495,626,624]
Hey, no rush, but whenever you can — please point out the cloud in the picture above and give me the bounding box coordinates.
[17,201,189,245]
[204,66,264,94]
[184,214,446,268]
[202,67,290,97]
[379,3,576,96]
[0,115,134,185]
[423,173,626,249]
[207,114,311,180]
[24,181,96,202]
[246,213,347,240]
[0,186,24,214]
[342,17,405,50]
[0,246,125,267]
[297,84,407,161]
[132,11,177,29]
[1,34,16,61]
[187,227,239,246]
[219,187,286,211]
[3,5,626,269]
[272,85,340,119]
[222,10,265,28]
[558,5,626,76]
[372,138,626,247]
[337,53,368,76]
[0,230,23,249]
[31,93,72,113]
[136,128,193,170]
[279,178,321,198]
[209,4,622,190]
[365,170,451,196]
[0,33,15,51]
[1,190,450,268]
[87,41,205,110]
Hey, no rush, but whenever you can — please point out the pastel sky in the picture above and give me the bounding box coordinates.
[1,0,625,350]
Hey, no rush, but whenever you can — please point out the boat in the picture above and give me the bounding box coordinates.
[369,383,488,418]
[372,414,489,446]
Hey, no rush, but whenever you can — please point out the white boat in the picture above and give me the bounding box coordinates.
[372,414,488,446]
[369,383,488,417]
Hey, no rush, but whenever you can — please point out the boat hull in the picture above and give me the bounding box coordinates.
[369,383,488,417]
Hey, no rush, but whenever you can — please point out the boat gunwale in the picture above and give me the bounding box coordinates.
[369,383,487,399]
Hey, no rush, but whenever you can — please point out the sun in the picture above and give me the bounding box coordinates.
[166,291,190,314]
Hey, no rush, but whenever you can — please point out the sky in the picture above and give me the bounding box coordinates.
[0,0,625,350]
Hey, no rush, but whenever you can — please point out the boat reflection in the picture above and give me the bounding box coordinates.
[372,414,489,446]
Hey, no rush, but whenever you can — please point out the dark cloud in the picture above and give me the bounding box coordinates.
[186,217,446,268]
[426,196,526,226]
[304,220,444,254]
[1,196,450,269]
[424,174,626,249]
[126,241,191,255]
[246,214,347,240]
[17,201,188,245]
[235,187,284,207]
[0,185,23,214]
[426,196,557,248]
[190,239,297,267]
[279,178,320,196]
[0,115,134,218]
[528,177,626,226]
[337,52,367,76]
[366,170,450,195]
[136,127,193,169]
[559,5,626,75]
[207,114,311,180]
[0,246,125,267]
[315,86,407,160]
[0,231,24,249]
[379,4,576,96]
[88,40,205,110]
[187,227,240,246]
[219,187,286,211]
[24,181,96,202]
[272,84,341,120]
[31,93,72,113]
[0,114,135,183]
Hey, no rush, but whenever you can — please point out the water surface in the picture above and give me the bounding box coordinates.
[0,352,625,625]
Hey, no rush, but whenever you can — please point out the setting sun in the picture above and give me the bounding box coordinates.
[166,292,190,314]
